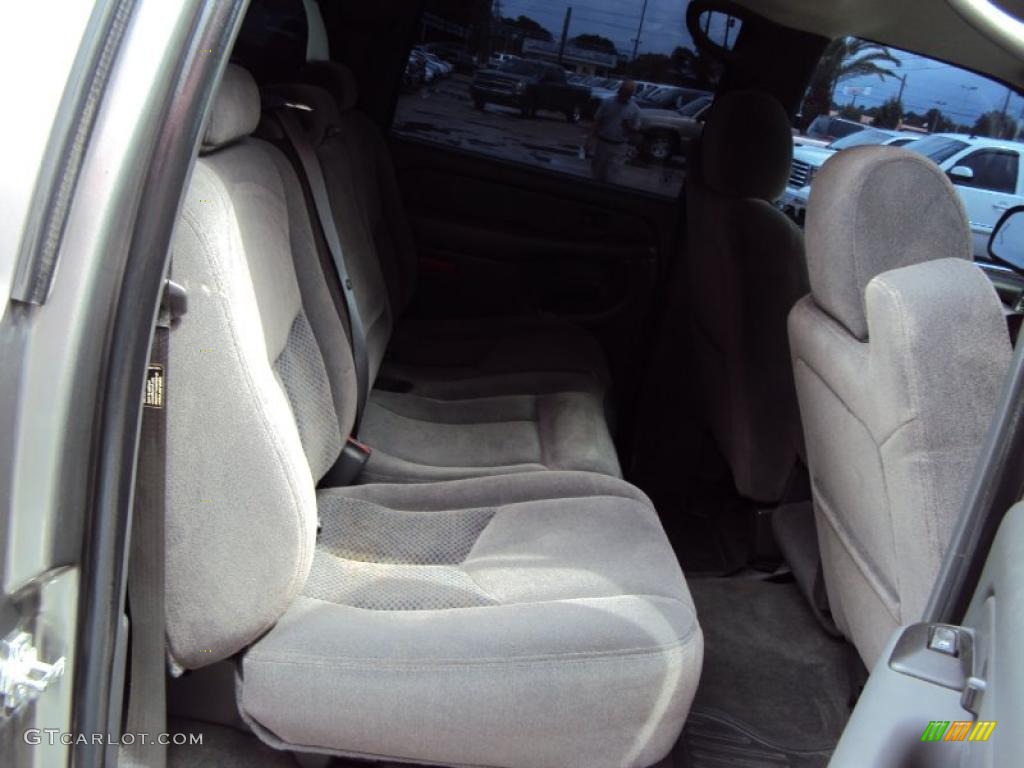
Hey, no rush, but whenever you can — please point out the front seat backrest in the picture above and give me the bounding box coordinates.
[166,65,357,669]
[789,145,1012,666]
[686,90,808,502]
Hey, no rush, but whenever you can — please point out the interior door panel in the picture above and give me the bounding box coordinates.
[829,503,1024,767]
[389,139,682,419]
[397,161,664,317]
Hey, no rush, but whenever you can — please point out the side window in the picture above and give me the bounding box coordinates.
[785,35,1024,259]
[392,1,722,198]
[952,150,1019,194]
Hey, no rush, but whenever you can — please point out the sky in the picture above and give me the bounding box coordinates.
[498,0,1024,127]
[499,0,696,60]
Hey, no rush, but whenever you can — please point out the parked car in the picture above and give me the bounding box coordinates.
[403,49,427,90]
[470,59,592,122]
[583,77,623,117]
[489,52,519,68]
[422,42,477,73]
[804,114,869,142]
[781,133,1024,256]
[779,128,921,220]
[410,49,436,83]
[629,94,714,162]
[419,49,453,78]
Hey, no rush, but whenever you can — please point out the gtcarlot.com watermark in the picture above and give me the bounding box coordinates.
[23,729,203,746]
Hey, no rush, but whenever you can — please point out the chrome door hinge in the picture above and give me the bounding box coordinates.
[1,630,66,718]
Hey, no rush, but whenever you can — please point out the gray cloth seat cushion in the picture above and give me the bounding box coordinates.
[260,81,618,482]
[359,386,621,483]
[239,471,702,768]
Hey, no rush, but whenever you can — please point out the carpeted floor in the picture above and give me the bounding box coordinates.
[673,577,854,768]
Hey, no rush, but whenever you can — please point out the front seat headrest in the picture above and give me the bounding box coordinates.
[202,65,261,152]
[806,145,972,341]
[701,90,793,201]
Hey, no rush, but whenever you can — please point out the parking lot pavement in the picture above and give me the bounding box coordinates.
[392,75,686,197]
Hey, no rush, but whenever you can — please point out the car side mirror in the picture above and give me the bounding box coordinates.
[949,165,975,182]
[989,205,1024,273]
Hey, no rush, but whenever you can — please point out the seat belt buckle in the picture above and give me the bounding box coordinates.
[322,436,372,490]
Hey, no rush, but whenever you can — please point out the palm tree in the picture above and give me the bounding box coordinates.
[802,38,900,128]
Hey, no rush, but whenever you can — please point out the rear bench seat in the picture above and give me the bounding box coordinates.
[255,76,620,482]
[226,4,622,482]
[164,63,702,768]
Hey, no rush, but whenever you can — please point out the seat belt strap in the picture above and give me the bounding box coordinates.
[119,278,184,767]
[274,106,370,431]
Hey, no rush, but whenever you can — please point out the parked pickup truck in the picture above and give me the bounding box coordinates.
[629,94,713,162]
[471,60,591,123]
[779,133,1024,258]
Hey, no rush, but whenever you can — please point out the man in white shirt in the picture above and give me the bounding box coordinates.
[587,80,640,183]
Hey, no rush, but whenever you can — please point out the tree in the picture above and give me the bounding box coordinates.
[802,38,900,129]
[874,96,904,129]
[570,33,617,55]
[670,46,720,89]
[972,109,1018,139]
[837,104,865,121]
[924,107,956,133]
[501,15,552,42]
[629,53,674,83]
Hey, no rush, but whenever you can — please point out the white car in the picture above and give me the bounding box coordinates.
[781,132,1024,257]
[422,51,453,77]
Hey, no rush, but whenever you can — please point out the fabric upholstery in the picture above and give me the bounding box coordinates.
[168,720,300,768]
[360,388,621,483]
[790,259,1010,666]
[167,65,353,669]
[686,96,808,502]
[265,80,619,480]
[301,60,359,111]
[805,146,972,341]
[203,65,261,152]
[170,62,701,767]
[166,146,322,669]
[701,90,794,201]
[240,472,702,768]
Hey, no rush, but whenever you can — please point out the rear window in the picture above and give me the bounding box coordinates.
[392,1,722,198]
[906,136,971,164]
[828,119,866,139]
[828,128,894,149]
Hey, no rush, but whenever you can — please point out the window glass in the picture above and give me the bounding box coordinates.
[393,1,722,197]
[953,150,1019,193]
[906,135,971,164]
[829,128,898,149]
[782,36,1024,259]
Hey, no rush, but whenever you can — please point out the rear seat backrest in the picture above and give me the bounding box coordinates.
[265,81,397,387]
[165,65,355,669]
[297,61,419,335]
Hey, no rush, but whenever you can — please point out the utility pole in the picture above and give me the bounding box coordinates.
[631,0,649,62]
[931,100,947,133]
[999,86,1012,137]
[896,73,907,103]
[557,6,572,66]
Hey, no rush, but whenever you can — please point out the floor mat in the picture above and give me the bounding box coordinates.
[678,578,853,768]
